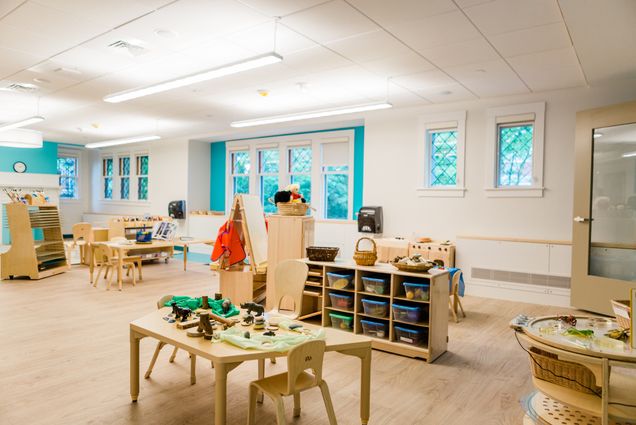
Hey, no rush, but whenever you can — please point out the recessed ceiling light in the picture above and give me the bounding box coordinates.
[439,90,452,95]
[475,69,487,73]
[33,77,50,84]
[154,29,178,39]
[257,89,269,97]
[593,132,603,138]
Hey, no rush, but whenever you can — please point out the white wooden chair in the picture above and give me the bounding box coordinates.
[91,244,141,291]
[449,270,466,323]
[144,295,201,385]
[247,340,337,425]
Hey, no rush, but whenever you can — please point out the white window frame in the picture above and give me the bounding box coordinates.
[288,144,312,201]
[57,151,80,201]
[257,146,280,209]
[417,111,467,198]
[118,155,131,200]
[485,102,545,198]
[225,129,355,221]
[99,149,150,204]
[101,156,114,201]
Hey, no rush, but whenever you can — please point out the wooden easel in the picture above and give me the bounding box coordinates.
[218,195,268,304]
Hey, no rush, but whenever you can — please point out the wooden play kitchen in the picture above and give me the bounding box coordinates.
[301,258,449,362]
[1,203,68,280]
[512,315,636,425]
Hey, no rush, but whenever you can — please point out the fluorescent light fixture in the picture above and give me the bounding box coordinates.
[231,102,393,128]
[104,52,283,103]
[0,129,43,148]
[622,151,636,158]
[85,135,160,149]
[593,132,603,138]
[0,115,45,132]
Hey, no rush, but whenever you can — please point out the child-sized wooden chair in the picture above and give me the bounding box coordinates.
[72,222,93,264]
[92,244,142,291]
[449,270,466,323]
[144,295,207,385]
[247,340,337,425]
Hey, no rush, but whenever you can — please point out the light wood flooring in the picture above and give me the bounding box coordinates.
[0,260,578,425]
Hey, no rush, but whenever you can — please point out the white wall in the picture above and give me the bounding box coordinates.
[187,140,211,214]
[363,81,636,242]
[59,146,91,234]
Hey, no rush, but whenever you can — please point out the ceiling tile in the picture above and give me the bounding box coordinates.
[419,37,500,68]
[0,0,24,19]
[281,0,378,44]
[454,0,494,7]
[306,65,388,98]
[0,47,45,79]
[283,46,352,74]
[346,0,457,27]
[235,0,330,17]
[445,59,529,97]
[389,10,482,51]
[392,69,457,91]
[560,0,636,83]
[415,83,477,103]
[463,0,562,36]
[4,70,79,93]
[326,30,412,63]
[0,2,111,46]
[508,47,586,92]
[227,22,317,56]
[51,46,134,79]
[0,25,65,58]
[489,23,571,58]
[361,53,436,78]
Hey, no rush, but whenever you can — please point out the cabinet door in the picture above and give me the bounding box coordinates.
[572,101,636,315]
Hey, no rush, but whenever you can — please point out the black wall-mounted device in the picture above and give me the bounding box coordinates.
[168,200,186,219]
[357,206,383,234]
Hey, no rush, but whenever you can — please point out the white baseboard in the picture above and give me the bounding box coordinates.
[465,279,572,308]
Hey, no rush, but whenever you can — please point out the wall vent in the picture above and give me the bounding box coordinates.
[471,267,570,289]
[108,40,147,57]
[1,83,39,93]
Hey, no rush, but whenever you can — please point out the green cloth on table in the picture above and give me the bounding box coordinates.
[219,320,325,352]
[164,296,240,318]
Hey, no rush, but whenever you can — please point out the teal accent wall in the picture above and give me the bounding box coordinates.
[0,141,58,174]
[209,127,364,219]
[210,141,227,211]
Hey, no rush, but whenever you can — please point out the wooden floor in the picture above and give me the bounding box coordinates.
[0,260,578,425]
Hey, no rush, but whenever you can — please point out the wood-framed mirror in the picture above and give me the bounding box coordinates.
[572,100,636,315]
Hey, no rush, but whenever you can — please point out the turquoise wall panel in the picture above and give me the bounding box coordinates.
[0,141,58,174]
[210,141,227,211]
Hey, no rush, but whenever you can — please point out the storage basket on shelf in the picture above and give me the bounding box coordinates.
[276,202,310,216]
[390,261,435,273]
[306,246,339,262]
[610,299,631,329]
[353,237,377,266]
[527,347,600,395]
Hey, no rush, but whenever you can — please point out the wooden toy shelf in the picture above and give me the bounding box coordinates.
[1,203,68,280]
[301,259,449,362]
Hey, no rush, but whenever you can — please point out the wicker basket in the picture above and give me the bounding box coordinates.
[390,261,435,273]
[306,246,339,262]
[353,237,377,266]
[276,202,310,216]
[528,347,600,395]
[611,299,631,329]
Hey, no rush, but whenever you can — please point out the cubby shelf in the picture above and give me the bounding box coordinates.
[301,258,449,363]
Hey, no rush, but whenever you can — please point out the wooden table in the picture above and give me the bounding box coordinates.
[90,240,174,287]
[513,316,636,424]
[130,309,373,425]
[172,238,214,271]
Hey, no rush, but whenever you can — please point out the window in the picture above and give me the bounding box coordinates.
[231,150,250,196]
[119,156,130,200]
[136,154,149,201]
[258,149,279,214]
[321,141,349,220]
[485,102,545,197]
[57,155,78,199]
[102,157,113,199]
[497,123,533,187]
[289,146,312,204]
[417,111,466,197]
[225,130,354,220]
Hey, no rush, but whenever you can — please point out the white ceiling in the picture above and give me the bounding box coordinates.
[0,0,634,144]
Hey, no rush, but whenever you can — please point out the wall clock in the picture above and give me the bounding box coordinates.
[13,161,27,173]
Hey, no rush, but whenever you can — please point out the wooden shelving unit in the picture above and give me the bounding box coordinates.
[108,217,172,240]
[299,263,324,320]
[1,203,68,280]
[302,259,449,362]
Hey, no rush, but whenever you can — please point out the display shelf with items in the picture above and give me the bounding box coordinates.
[299,263,324,320]
[302,258,449,362]
[107,216,172,240]
[408,242,455,267]
[1,203,68,280]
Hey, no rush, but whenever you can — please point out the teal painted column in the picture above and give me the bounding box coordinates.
[353,126,364,220]
[210,141,226,211]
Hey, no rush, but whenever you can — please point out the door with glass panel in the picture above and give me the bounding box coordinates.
[572,100,636,315]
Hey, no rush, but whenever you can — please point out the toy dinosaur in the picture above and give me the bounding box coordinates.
[240,302,265,317]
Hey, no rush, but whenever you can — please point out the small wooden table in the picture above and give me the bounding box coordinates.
[172,238,214,271]
[90,240,174,287]
[130,309,373,425]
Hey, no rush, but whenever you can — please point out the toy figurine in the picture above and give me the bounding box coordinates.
[263,330,276,337]
[222,299,231,315]
[177,307,192,322]
[170,301,179,317]
[244,331,251,339]
[253,316,265,330]
[286,183,306,203]
[242,313,254,326]
[240,302,265,317]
